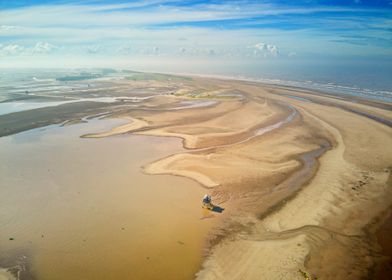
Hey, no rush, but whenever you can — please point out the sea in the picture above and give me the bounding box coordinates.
[0,66,391,104]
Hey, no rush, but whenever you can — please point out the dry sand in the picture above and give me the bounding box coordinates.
[2,75,390,279]
[91,77,391,280]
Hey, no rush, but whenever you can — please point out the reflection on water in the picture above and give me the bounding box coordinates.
[0,96,154,116]
[0,119,213,280]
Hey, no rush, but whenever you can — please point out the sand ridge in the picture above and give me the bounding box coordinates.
[81,117,149,138]
[16,75,390,280]
[192,82,391,280]
[122,78,391,280]
[76,75,392,279]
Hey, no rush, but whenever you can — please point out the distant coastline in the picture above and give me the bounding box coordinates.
[160,71,392,103]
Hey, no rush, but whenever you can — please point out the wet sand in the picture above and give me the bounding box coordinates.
[372,208,392,279]
[0,118,218,280]
[0,73,391,279]
[102,77,391,279]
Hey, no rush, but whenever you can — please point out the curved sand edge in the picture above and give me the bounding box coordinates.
[73,77,391,279]
[141,104,299,190]
[81,117,148,138]
[143,153,220,188]
[195,89,392,279]
[83,95,298,191]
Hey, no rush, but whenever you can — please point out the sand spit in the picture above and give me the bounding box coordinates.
[143,102,298,188]
[81,117,148,138]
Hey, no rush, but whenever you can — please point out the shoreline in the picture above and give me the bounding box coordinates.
[1,73,391,279]
[138,70,392,104]
[132,77,390,279]
[0,122,216,280]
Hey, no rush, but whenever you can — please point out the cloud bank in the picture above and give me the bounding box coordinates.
[0,0,391,67]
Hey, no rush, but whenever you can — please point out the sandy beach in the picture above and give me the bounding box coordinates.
[1,73,391,279]
[102,76,392,279]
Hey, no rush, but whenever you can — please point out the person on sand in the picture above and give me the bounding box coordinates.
[202,194,213,209]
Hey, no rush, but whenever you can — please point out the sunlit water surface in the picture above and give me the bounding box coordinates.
[0,118,213,280]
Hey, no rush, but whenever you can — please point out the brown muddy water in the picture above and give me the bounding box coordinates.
[0,118,215,280]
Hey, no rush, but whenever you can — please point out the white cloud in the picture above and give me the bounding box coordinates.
[253,42,279,57]
[32,42,57,54]
[0,25,19,31]
[0,42,59,56]
[116,45,132,55]
[0,2,363,28]
[0,1,389,64]
[138,46,161,56]
[0,44,25,56]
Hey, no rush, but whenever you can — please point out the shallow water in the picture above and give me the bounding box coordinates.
[0,96,155,116]
[172,100,218,110]
[282,94,310,102]
[0,118,213,280]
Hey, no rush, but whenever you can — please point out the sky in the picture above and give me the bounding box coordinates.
[0,0,391,88]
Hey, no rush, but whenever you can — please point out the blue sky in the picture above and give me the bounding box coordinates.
[0,0,391,72]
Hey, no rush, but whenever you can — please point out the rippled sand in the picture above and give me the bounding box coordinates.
[0,73,391,280]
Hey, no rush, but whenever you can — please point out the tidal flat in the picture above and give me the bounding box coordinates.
[0,69,391,280]
[0,117,215,280]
